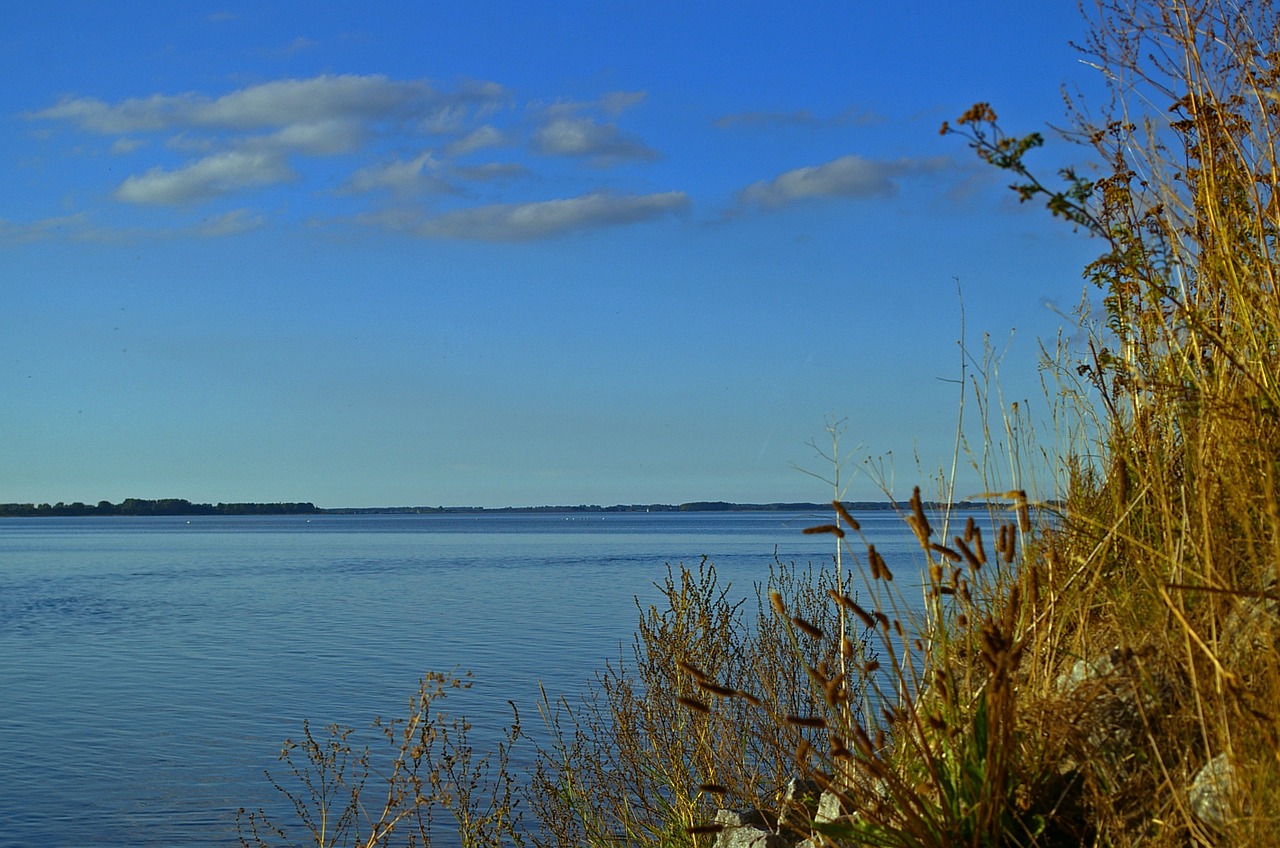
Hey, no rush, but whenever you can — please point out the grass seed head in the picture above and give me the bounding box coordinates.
[676,660,708,680]
[955,536,984,571]
[909,486,933,544]
[834,500,861,531]
[930,542,962,562]
[828,589,875,628]
[868,545,893,581]
[786,714,828,729]
[695,679,739,698]
[792,615,825,639]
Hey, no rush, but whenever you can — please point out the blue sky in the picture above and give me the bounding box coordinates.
[2,2,1104,508]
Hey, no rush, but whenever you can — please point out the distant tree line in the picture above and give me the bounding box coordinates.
[0,498,1012,518]
[325,501,988,514]
[0,499,320,517]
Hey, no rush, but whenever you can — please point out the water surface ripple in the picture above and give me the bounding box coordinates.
[0,511,930,848]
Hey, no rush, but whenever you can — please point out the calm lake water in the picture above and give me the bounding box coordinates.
[0,510,937,848]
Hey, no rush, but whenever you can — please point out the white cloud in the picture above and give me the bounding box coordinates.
[454,162,528,182]
[532,115,657,163]
[716,109,822,129]
[193,209,266,237]
[115,150,295,205]
[738,154,951,208]
[0,209,263,243]
[416,82,506,134]
[340,151,448,195]
[148,119,362,181]
[0,213,91,244]
[30,74,678,217]
[260,119,365,154]
[30,74,508,134]
[33,93,190,134]
[263,36,320,59]
[536,91,646,118]
[446,125,507,156]
[110,138,147,155]
[600,90,647,115]
[715,108,885,130]
[409,191,688,241]
[166,133,219,153]
[196,75,430,129]
[30,75,514,208]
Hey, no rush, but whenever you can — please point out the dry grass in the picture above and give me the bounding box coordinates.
[672,2,1280,845]
[247,2,1280,845]
[527,557,876,848]
[237,671,526,848]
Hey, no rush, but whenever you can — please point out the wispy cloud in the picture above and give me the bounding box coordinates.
[0,213,93,245]
[737,154,951,208]
[403,191,688,241]
[339,150,450,196]
[115,150,295,205]
[600,90,647,115]
[0,209,265,243]
[30,74,505,135]
[531,114,657,164]
[31,74,512,207]
[28,74,675,240]
[715,107,885,130]
[527,93,656,166]
[260,119,365,154]
[110,137,147,155]
[453,162,528,182]
[446,125,508,156]
[192,209,267,237]
[262,36,320,60]
[417,80,509,134]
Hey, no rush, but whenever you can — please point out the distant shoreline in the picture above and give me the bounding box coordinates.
[0,498,999,518]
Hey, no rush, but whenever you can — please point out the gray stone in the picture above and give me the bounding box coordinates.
[712,776,827,848]
[1053,648,1168,754]
[1189,753,1237,831]
[712,824,791,848]
[1222,591,1280,675]
[815,789,844,825]
[712,808,788,848]
[777,776,821,831]
[714,773,886,848]
[714,808,769,829]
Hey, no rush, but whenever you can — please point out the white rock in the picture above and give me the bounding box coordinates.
[1189,753,1236,830]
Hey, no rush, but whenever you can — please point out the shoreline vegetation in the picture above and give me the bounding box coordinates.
[0,498,1000,518]
[238,2,1280,846]
[19,2,1277,845]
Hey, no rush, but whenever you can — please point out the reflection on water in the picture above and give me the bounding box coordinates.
[0,511,944,848]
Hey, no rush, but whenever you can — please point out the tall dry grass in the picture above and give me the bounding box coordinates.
[527,557,876,848]
[986,0,1280,841]
[244,2,1280,845]
[673,1,1280,845]
[237,671,526,848]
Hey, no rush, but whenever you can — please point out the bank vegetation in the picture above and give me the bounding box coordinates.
[238,1,1280,845]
